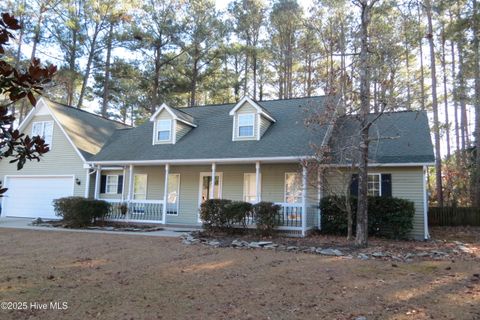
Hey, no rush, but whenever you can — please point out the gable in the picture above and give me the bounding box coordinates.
[0,113,86,176]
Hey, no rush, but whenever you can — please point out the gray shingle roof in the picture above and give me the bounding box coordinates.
[46,100,130,159]
[90,96,434,164]
[329,111,435,164]
[170,107,196,125]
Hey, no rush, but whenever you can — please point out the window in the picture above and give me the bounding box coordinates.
[285,173,302,203]
[367,174,381,196]
[167,174,180,215]
[243,173,259,203]
[106,175,119,194]
[32,121,53,147]
[157,119,172,141]
[133,174,147,200]
[238,114,254,137]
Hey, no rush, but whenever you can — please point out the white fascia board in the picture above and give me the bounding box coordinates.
[150,103,196,127]
[229,96,276,123]
[88,156,307,166]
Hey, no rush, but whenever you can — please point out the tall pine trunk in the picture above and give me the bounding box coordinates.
[441,25,451,158]
[355,0,376,248]
[77,23,100,109]
[101,22,115,117]
[425,0,444,207]
[473,0,480,206]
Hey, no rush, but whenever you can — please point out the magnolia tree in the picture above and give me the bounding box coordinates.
[0,13,56,195]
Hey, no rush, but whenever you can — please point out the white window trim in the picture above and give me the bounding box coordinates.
[367,173,382,197]
[133,174,148,200]
[31,120,54,149]
[243,173,261,203]
[284,172,302,204]
[237,113,255,138]
[156,119,172,142]
[166,173,180,216]
[105,175,119,194]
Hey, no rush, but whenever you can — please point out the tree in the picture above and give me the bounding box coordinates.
[354,0,379,247]
[181,0,225,107]
[424,0,444,207]
[228,0,266,99]
[269,0,303,99]
[0,12,56,194]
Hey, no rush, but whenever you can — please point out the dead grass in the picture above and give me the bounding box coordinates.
[0,228,478,320]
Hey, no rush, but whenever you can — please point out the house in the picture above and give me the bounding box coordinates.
[0,96,434,239]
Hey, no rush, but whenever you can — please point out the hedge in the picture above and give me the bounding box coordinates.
[200,199,281,235]
[320,195,415,239]
[53,197,111,228]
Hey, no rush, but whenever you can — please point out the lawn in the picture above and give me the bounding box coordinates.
[0,228,478,320]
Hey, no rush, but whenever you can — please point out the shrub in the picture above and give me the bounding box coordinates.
[253,202,281,236]
[53,197,111,228]
[200,199,232,231]
[225,201,253,228]
[200,199,253,231]
[320,195,415,239]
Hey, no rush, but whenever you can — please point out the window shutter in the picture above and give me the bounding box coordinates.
[381,174,392,197]
[117,175,123,194]
[100,175,107,194]
[350,174,359,197]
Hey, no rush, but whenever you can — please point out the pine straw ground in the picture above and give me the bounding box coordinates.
[0,227,478,320]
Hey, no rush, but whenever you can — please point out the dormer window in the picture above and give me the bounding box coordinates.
[238,114,255,137]
[229,96,276,142]
[157,119,172,141]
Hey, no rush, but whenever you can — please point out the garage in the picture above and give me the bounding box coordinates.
[1,176,74,219]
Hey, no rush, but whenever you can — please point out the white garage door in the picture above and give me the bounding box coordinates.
[2,176,74,219]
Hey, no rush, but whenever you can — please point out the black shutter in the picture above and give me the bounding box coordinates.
[381,174,392,197]
[117,175,123,194]
[100,175,106,194]
[350,174,359,197]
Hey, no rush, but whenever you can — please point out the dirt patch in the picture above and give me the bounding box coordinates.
[0,228,478,320]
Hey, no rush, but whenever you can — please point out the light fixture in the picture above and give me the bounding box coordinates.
[75,178,81,186]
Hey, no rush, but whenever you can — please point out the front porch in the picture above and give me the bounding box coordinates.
[89,162,320,236]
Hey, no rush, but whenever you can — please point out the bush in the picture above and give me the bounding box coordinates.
[226,201,253,228]
[200,199,253,231]
[53,197,111,228]
[320,195,415,239]
[253,202,281,236]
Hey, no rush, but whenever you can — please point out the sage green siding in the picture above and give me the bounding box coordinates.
[175,121,192,142]
[115,163,302,225]
[323,167,426,240]
[0,114,87,197]
[233,102,258,140]
[260,115,272,137]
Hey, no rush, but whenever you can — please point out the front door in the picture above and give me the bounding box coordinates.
[198,172,222,222]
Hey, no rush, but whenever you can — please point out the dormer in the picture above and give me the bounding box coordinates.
[229,96,275,141]
[150,103,196,145]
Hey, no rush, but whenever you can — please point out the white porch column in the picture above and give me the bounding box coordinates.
[210,163,216,199]
[163,164,170,221]
[121,166,127,201]
[255,161,261,202]
[84,168,90,198]
[94,165,101,199]
[127,164,134,201]
[317,168,322,230]
[301,166,307,236]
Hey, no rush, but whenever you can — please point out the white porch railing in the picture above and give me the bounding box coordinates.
[104,199,165,223]
[241,202,303,229]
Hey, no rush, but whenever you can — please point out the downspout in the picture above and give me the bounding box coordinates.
[423,165,430,240]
